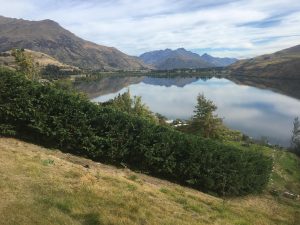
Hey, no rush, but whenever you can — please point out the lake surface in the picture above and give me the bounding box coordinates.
[82,76,300,147]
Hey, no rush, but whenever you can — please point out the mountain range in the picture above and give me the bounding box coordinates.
[0,16,236,72]
[1,15,299,77]
[230,44,300,78]
[0,16,149,71]
[139,48,237,70]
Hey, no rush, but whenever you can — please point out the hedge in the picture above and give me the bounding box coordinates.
[0,68,272,195]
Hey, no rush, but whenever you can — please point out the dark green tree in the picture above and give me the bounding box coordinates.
[291,117,300,155]
[155,113,168,125]
[110,89,158,123]
[190,94,222,138]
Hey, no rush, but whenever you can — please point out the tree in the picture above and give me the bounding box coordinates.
[190,93,222,138]
[11,48,40,80]
[155,113,168,125]
[291,117,300,155]
[110,89,158,123]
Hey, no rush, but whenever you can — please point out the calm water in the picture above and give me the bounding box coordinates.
[89,76,300,147]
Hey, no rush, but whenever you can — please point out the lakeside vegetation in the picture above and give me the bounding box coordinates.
[73,67,229,83]
[0,68,272,196]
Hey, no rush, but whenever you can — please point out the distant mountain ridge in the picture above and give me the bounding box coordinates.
[139,48,237,70]
[201,53,237,67]
[230,44,300,78]
[0,16,149,71]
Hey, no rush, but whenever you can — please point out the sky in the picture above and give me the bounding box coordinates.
[0,0,300,58]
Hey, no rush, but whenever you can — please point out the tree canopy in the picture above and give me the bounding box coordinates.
[12,48,40,80]
[190,94,223,138]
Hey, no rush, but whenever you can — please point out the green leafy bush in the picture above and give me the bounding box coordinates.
[0,68,272,195]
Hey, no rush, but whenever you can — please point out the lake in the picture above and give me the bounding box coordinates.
[76,76,300,147]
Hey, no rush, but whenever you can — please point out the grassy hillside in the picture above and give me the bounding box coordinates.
[0,137,299,225]
[230,44,300,78]
[0,49,78,71]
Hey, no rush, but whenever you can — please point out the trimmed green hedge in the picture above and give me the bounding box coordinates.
[0,68,272,195]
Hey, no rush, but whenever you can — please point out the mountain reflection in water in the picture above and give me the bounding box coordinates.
[75,76,300,147]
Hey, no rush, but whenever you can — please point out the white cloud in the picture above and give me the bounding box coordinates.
[0,0,299,57]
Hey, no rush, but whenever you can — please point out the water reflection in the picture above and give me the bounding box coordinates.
[88,77,300,147]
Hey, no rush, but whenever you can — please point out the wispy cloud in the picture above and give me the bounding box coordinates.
[0,0,299,58]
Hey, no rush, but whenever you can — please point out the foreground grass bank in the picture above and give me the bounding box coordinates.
[0,138,299,225]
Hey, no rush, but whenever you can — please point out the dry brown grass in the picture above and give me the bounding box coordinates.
[0,138,299,225]
[0,49,78,70]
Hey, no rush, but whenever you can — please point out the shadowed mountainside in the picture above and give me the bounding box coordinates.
[201,53,237,67]
[139,48,213,70]
[139,48,237,70]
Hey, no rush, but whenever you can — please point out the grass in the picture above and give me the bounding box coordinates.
[0,137,299,225]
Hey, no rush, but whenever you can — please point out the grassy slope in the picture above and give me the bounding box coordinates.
[0,49,79,72]
[230,44,300,78]
[0,138,299,225]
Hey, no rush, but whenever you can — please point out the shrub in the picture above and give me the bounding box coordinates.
[0,68,272,196]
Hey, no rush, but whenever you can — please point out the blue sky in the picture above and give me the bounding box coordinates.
[0,0,300,58]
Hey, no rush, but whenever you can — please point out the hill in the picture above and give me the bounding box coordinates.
[0,137,299,225]
[139,48,237,70]
[230,44,300,78]
[0,49,78,71]
[0,16,149,71]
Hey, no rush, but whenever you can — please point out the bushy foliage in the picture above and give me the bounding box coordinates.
[178,94,224,139]
[104,89,158,124]
[0,68,272,196]
[41,64,81,79]
[11,48,40,80]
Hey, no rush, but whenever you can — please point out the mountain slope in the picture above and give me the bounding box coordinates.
[230,44,300,78]
[0,137,299,225]
[139,48,215,70]
[201,53,237,67]
[0,49,78,71]
[139,48,237,70]
[0,16,148,71]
